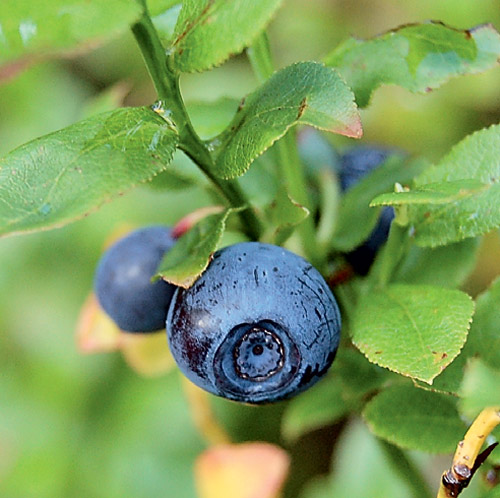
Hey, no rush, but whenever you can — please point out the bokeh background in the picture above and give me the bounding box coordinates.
[1,1,499,497]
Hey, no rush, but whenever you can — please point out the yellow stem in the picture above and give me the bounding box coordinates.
[437,407,500,498]
[181,376,232,446]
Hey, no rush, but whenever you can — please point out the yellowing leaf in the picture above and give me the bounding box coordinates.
[76,293,122,353]
[76,292,174,377]
[121,332,175,377]
[195,443,289,498]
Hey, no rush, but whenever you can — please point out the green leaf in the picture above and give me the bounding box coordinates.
[410,124,500,247]
[148,0,180,17]
[282,349,386,442]
[363,384,466,453]
[351,284,474,383]
[370,179,488,206]
[393,238,480,288]
[414,276,500,395]
[459,359,500,418]
[299,420,416,498]
[151,4,182,46]
[0,0,142,64]
[331,156,426,252]
[282,375,348,444]
[480,487,500,498]
[412,354,467,396]
[187,98,239,139]
[265,187,309,246]
[0,107,178,237]
[237,152,278,209]
[156,207,235,288]
[324,22,500,107]
[145,150,207,191]
[167,0,283,72]
[466,276,500,371]
[212,62,362,180]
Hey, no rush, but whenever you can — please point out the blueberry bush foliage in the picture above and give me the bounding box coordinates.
[1,1,500,497]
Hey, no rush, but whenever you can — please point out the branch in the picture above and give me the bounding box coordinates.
[437,407,500,498]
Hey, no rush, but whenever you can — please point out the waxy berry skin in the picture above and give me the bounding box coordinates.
[166,242,341,404]
[94,226,177,332]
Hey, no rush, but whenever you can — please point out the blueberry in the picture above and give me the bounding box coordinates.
[166,242,341,404]
[94,226,177,332]
[340,146,397,275]
[340,146,393,191]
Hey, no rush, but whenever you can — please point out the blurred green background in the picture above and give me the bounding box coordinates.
[1,1,499,497]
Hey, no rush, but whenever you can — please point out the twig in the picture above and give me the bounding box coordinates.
[437,407,500,497]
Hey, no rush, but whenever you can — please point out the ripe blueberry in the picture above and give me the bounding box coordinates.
[340,146,396,275]
[166,242,341,404]
[94,226,177,332]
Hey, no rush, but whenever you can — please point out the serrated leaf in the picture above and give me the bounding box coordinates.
[212,62,362,180]
[413,353,468,396]
[265,187,309,246]
[167,0,283,73]
[282,349,387,442]
[393,238,480,289]
[0,0,142,64]
[195,443,289,498]
[0,107,178,237]
[466,276,500,371]
[363,384,466,453]
[351,284,474,383]
[325,22,500,107]
[459,359,500,419]
[145,149,206,191]
[332,156,426,252]
[414,275,500,395]
[371,179,488,206]
[410,124,500,247]
[156,207,234,288]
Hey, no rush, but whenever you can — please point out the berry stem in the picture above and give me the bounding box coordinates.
[247,33,325,267]
[131,2,262,240]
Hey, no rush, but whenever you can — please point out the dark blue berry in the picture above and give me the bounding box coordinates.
[94,226,177,332]
[340,146,397,274]
[166,242,341,404]
[340,146,393,191]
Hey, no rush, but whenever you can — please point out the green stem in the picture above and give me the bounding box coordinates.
[369,222,410,288]
[247,33,324,267]
[246,32,275,82]
[131,5,262,240]
[316,169,340,249]
[378,440,434,498]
